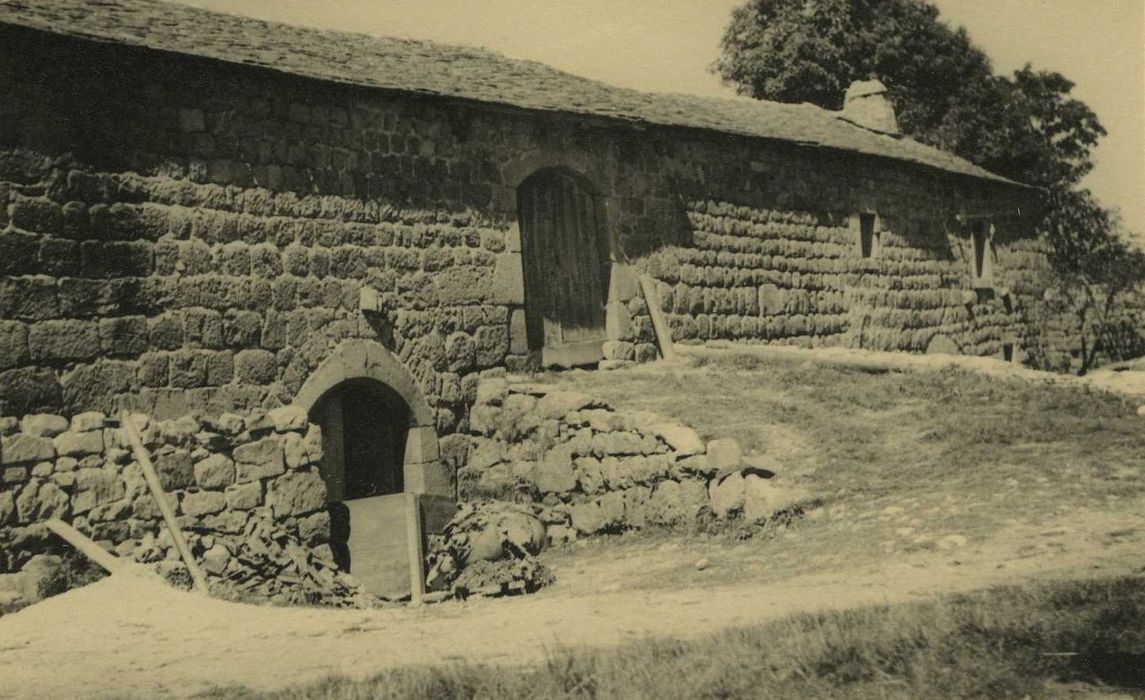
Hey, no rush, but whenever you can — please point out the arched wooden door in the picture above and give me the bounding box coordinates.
[517,169,611,368]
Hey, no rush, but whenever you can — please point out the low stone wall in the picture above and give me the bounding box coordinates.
[455,376,803,542]
[0,406,361,606]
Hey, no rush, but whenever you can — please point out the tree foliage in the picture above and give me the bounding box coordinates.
[714,0,1105,188]
[715,0,1139,372]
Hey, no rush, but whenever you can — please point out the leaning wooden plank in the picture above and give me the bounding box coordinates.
[405,492,426,606]
[44,518,123,574]
[638,274,677,362]
[119,412,211,595]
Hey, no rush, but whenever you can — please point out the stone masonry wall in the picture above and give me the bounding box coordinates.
[0,24,1055,432]
[0,406,365,605]
[629,200,1053,362]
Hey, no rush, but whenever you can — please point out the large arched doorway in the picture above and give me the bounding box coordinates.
[517,168,611,368]
[309,378,411,595]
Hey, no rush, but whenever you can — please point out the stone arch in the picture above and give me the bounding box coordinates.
[294,339,432,426]
[293,339,447,496]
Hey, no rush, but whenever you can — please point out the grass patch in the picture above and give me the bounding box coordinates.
[197,575,1145,699]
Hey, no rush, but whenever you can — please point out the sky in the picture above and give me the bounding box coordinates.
[179,0,1144,236]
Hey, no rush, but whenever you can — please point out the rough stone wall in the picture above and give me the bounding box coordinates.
[0,24,1055,430]
[633,201,1053,362]
[455,377,802,540]
[0,406,365,603]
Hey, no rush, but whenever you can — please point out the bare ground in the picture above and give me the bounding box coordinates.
[0,496,1142,699]
[4,350,1144,699]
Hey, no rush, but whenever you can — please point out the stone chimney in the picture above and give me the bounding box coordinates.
[840,80,900,136]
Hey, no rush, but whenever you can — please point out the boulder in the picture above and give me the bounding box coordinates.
[536,390,597,420]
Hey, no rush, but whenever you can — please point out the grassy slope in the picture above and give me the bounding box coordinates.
[534,353,1145,590]
[203,576,1145,699]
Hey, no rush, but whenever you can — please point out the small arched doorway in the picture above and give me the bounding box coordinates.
[517,168,611,367]
[309,378,411,594]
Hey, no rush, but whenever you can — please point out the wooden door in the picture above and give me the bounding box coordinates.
[518,169,610,368]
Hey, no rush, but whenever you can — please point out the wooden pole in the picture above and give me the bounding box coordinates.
[44,518,123,574]
[405,492,426,606]
[638,274,677,362]
[119,412,210,595]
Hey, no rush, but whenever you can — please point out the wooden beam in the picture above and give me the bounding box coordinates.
[44,519,123,574]
[638,274,676,362]
[120,412,211,595]
[405,492,426,606]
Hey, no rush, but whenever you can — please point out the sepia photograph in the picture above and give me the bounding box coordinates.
[0,0,1142,697]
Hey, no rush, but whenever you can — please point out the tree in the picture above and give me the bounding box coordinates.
[715,0,1138,372]
[1042,188,1145,373]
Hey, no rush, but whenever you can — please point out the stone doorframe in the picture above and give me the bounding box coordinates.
[292,339,451,497]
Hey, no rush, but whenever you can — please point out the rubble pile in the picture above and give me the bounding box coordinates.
[425,500,557,598]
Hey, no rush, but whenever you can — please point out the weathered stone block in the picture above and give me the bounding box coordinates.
[19,414,69,438]
[28,320,100,362]
[1,434,55,465]
[474,325,509,369]
[0,367,62,416]
[182,490,227,517]
[0,276,59,321]
[154,449,194,491]
[706,438,742,474]
[606,300,634,341]
[224,481,263,510]
[534,444,577,494]
[60,361,133,414]
[444,332,476,373]
[234,349,277,384]
[536,391,597,420]
[72,468,125,515]
[266,469,327,517]
[404,460,454,497]
[15,480,69,523]
[570,501,605,535]
[98,316,149,357]
[52,430,104,457]
[508,309,528,354]
[649,423,705,457]
[193,453,235,489]
[0,321,29,370]
[70,412,108,433]
[599,490,626,526]
[491,253,525,304]
[234,438,284,482]
[709,471,745,517]
[80,240,153,278]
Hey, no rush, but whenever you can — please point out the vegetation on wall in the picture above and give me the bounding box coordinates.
[715,0,1145,372]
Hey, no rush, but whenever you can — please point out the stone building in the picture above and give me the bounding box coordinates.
[0,1,1050,594]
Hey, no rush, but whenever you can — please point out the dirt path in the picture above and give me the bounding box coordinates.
[1,500,1142,699]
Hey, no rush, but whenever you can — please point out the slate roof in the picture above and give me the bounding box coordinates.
[0,0,1021,186]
